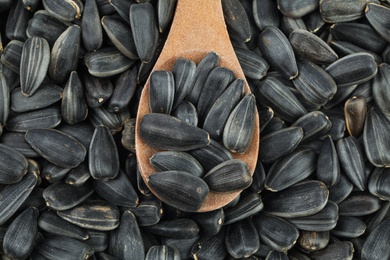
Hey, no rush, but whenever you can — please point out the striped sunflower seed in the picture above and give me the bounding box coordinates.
[372,63,390,117]
[1,40,23,74]
[42,0,83,21]
[172,57,196,109]
[224,193,263,225]
[298,231,329,252]
[0,144,28,184]
[146,245,180,260]
[317,135,340,187]
[149,70,175,114]
[5,0,31,41]
[309,241,354,260]
[338,193,381,216]
[144,219,199,239]
[192,208,224,237]
[171,101,198,126]
[81,0,103,51]
[0,132,39,158]
[277,0,319,18]
[36,236,93,260]
[319,0,377,23]
[252,0,280,31]
[0,73,9,127]
[362,217,390,260]
[157,0,177,33]
[20,36,50,96]
[222,0,251,42]
[365,3,390,43]
[225,219,260,258]
[331,216,366,238]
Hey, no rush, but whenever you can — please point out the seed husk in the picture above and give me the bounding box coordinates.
[6,105,62,132]
[331,216,366,238]
[372,63,390,117]
[255,76,307,123]
[11,83,62,113]
[107,67,137,113]
[362,217,390,260]
[0,132,39,158]
[317,136,340,187]
[43,182,94,211]
[368,167,390,201]
[20,36,50,96]
[288,200,339,232]
[203,159,252,193]
[365,3,390,43]
[81,0,103,51]
[1,40,23,74]
[41,160,71,183]
[148,170,209,212]
[57,121,94,149]
[263,180,329,218]
[191,228,227,260]
[145,245,180,260]
[130,2,159,63]
[109,0,133,22]
[253,0,280,31]
[338,193,381,216]
[225,219,260,258]
[130,195,163,227]
[277,0,319,18]
[289,29,338,65]
[109,210,145,260]
[187,52,220,105]
[84,230,108,253]
[235,47,269,80]
[253,212,299,253]
[150,151,204,178]
[224,193,263,225]
[265,148,317,192]
[38,210,89,240]
[172,57,196,109]
[258,26,298,79]
[25,128,86,168]
[329,40,383,65]
[93,170,139,207]
[325,52,377,87]
[0,142,28,185]
[171,101,198,126]
[292,111,332,142]
[336,136,366,191]
[223,94,256,153]
[5,0,31,41]
[89,126,120,180]
[42,0,82,21]
[49,25,81,83]
[259,126,304,164]
[3,207,38,260]
[84,47,136,78]
[157,0,176,33]
[0,171,38,225]
[191,208,224,237]
[298,231,329,252]
[344,95,367,137]
[58,200,120,231]
[149,70,175,114]
[328,174,354,204]
[292,59,337,107]
[36,236,94,260]
[144,219,199,239]
[280,15,307,36]
[320,0,374,23]
[83,73,113,108]
[101,15,138,59]
[140,113,210,151]
[309,241,354,260]
[222,0,251,42]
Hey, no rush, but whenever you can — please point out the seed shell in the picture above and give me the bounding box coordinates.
[172,57,196,109]
[252,0,280,31]
[149,70,175,114]
[25,128,86,168]
[365,3,390,43]
[222,0,251,42]
[225,219,260,258]
[362,217,390,260]
[338,193,381,216]
[145,245,180,260]
[36,236,94,260]
[224,193,263,225]
[317,136,340,187]
[81,0,103,51]
[372,63,390,117]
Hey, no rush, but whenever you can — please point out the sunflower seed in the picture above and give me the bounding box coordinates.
[41,161,71,183]
[186,52,219,105]
[365,201,390,235]
[83,73,113,108]
[304,10,326,33]
[203,159,252,193]
[148,170,209,212]
[258,26,298,79]
[57,121,94,149]
[280,15,307,36]
[131,195,163,227]
[259,126,304,164]
[11,83,62,113]
[329,40,383,65]
[58,200,120,231]
[38,210,89,240]
[89,105,123,131]
[49,25,81,83]
[26,128,86,168]
[89,126,120,180]
[84,230,107,252]
[191,228,227,260]
[145,245,180,260]
[344,95,367,137]
[1,40,23,74]
[265,148,317,192]
[223,94,256,153]
[325,52,377,87]
[368,167,390,200]
[226,219,260,258]
[171,101,198,126]
[222,0,251,42]
[320,0,376,23]
[93,170,139,207]
[331,216,366,238]
[309,241,354,260]
[328,174,353,204]
[0,73,8,127]
[149,70,175,114]
[317,136,340,187]
[290,29,338,65]
[150,151,204,178]
[157,0,176,33]
[81,0,102,51]
[109,210,145,259]
[171,57,196,109]
[6,105,61,132]
[144,219,199,239]
[191,208,224,237]
[5,0,31,41]
[43,182,93,210]
[298,231,329,252]
[293,111,332,142]
[253,212,299,253]
[252,0,280,31]
[372,63,390,117]
[338,193,381,216]
[362,217,390,260]
[323,83,357,109]
[107,67,137,113]
[101,15,137,59]
[109,0,133,22]
[140,113,210,151]
[277,0,319,18]
[235,47,269,80]
[255,77,307,123]
[36,236,93,260]
[130,2,159,63]
[0,132,39,157]
[224,193,263,225]
[42,0,82,21]
[336,136,366,191]
[3,207,39,259]
[365,3,390,43]
[0,171,38,225]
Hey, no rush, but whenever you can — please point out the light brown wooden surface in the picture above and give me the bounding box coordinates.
[135,0,260,212]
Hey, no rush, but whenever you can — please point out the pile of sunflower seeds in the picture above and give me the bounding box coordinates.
[1,0,390,259]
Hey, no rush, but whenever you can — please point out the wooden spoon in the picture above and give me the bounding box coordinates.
[135,0,259,212]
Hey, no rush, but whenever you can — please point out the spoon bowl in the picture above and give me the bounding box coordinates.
[135,0,259,212]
